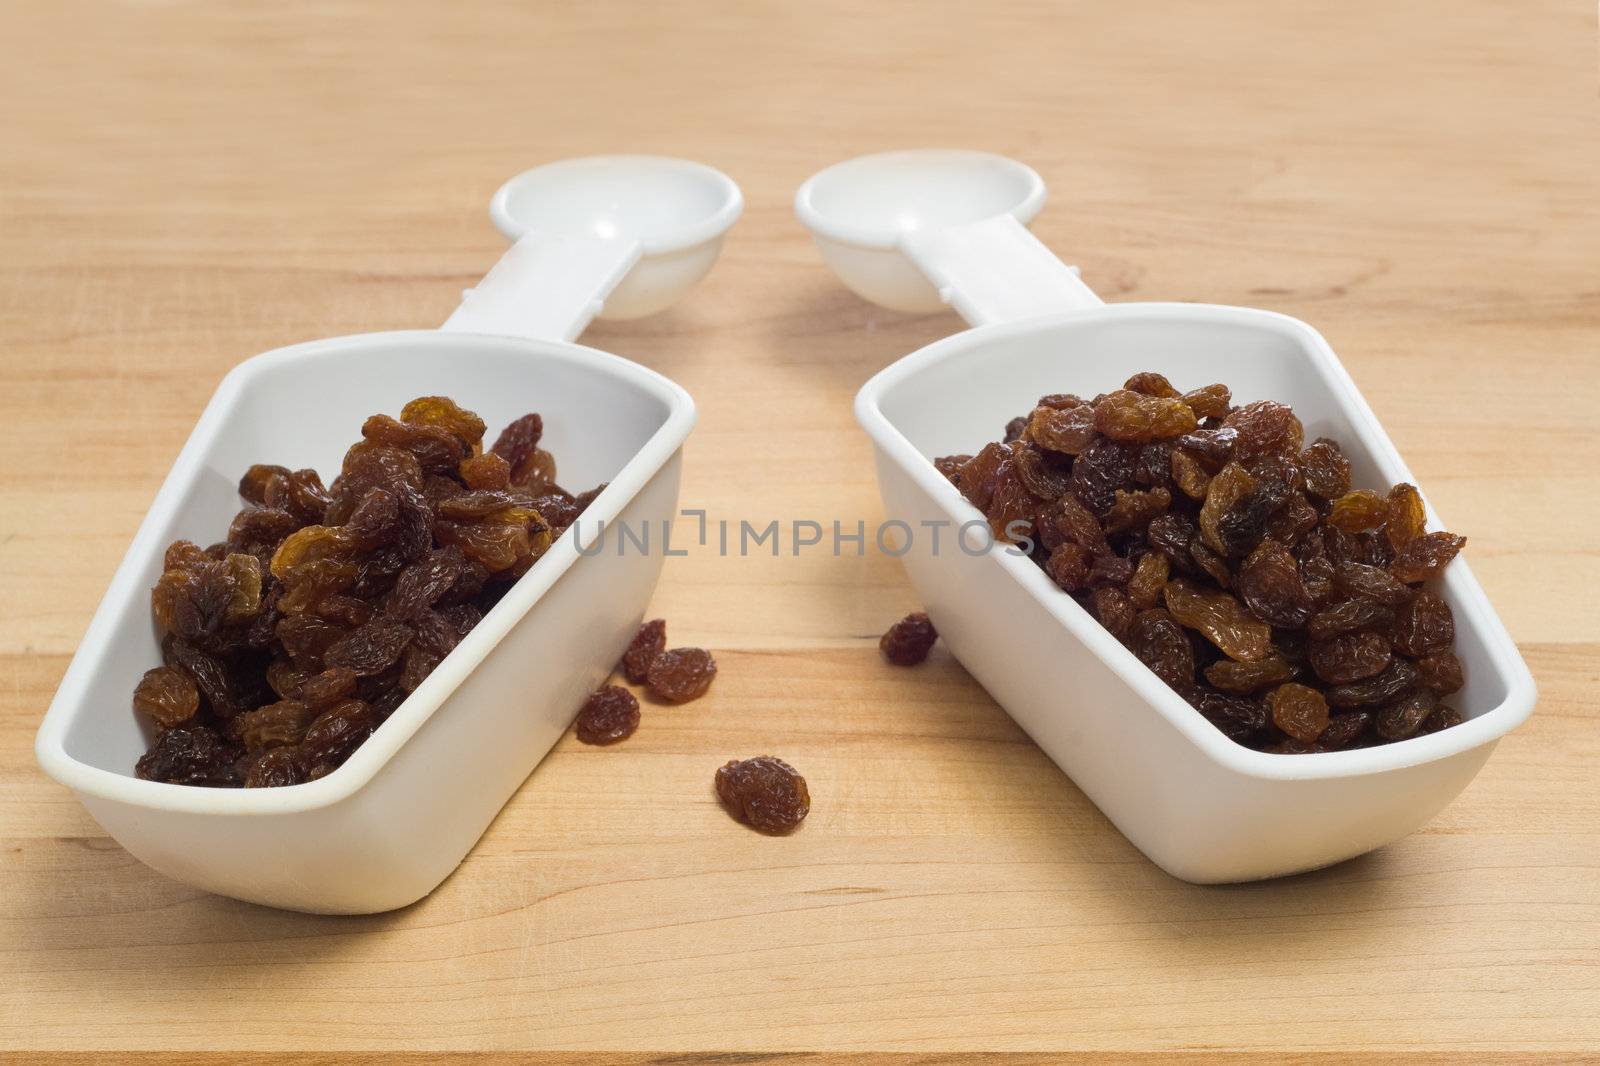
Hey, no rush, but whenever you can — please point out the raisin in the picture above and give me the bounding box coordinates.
[243,747,304,788]
[1235,540,1311,628]
[275,614,349,672]
[1069,438,1138,515]
[1130,609,1195,689]
[1378,484,1423,552]
[1309,630,1392,684]
[1090,587,1136,641]
[387,545,465,619]
[400,395,487,449]
[239,465,291,506]
[490,412,544,471]
[1170,448,1211,500]
[621,618,668,683]
[1392,589,1455,657]
[574,686,641,745]
[1197,461,1254,555]
[1103,487,1171,536]
[1419,705,1465,734]
[1336,561,1414,607]
[1327,490,1388,533]
[1009,440,1071,500]
[1124,371,1181,398]
[880,613,938,666]
[1191,690,1268,743]
[1093,390,1198,442]
[163,636,240,718]
[1307,598,1395,641]
[236,699,314,752]
[1326,658,1419,709]
[1026,404,1098,455]
[1181,383,1232,419]
[1205,656,1295,694]
[1375,689,1438,742]
[1002,415,1027,443]
[135,726,240,786]
[1164,579,1272,662]
[954,443,1008,511]
[298,699,375,780]
[132,666,200,730]
[1046,542,1092,591]
[296,666,359,709]
[1268,682,1330,744]
[715,756,810,834]
[1135,441,1175,491]
[1127,552,1170,610]
[341,487,399,551]
[1391,531,1466,584]
[363,413,468,475]
[459,451,512,491]
[1148,513,1197,572]
[1299,438,1351,501]
[647,647,719,703]
[323,619,414,676]
[1415,651,1465,695]
[1188,535,1232,589]
[1086,552,1135,588]
[1223,400,1302,461]
[1318,712,1371,751]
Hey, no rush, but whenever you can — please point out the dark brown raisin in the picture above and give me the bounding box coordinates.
[1391,531,1466,584]
[1309,630,1392,685]
[1392,589,1455,657]
[1375,689,1438,741]
[1415,651,1465,695]
[1130,609,1195,689]
[880,613,938,666]
[298,699,375,780]
[1235,540,1311,628]
[135,726,241,786]
[715,756,810,834]
[1299,438,1351,501]
[1326,658,1420,709]
[1307,598,1395,641]
[622,618,668,684]
[646,647,719,703]
[575,686,641,745]
[243,747,305,788]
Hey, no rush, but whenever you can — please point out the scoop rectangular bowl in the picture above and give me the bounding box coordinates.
[857,303,1534,883]
[35,330,695,913]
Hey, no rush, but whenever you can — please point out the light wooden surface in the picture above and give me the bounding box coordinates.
[2,0,1598,1059]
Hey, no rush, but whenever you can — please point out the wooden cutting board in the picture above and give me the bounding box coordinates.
[2,0,1596,1060]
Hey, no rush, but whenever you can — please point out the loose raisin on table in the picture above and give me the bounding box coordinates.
[880,612,938,666]
[575,686,641,745]
[622,618,668,684]
[646,647,719,703]
[715,756,810,834]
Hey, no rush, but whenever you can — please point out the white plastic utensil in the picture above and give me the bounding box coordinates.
[797,150,1535,884]
[35,156,740,914]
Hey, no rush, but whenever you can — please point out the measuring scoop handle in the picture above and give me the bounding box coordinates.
[900,214,1103,328]
[441,232,642,343]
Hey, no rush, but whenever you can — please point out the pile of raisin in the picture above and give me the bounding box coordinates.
[934,372,1468,753]
[132,396,605,787]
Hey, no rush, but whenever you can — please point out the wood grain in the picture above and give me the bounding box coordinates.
[2,0,1597,1057]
